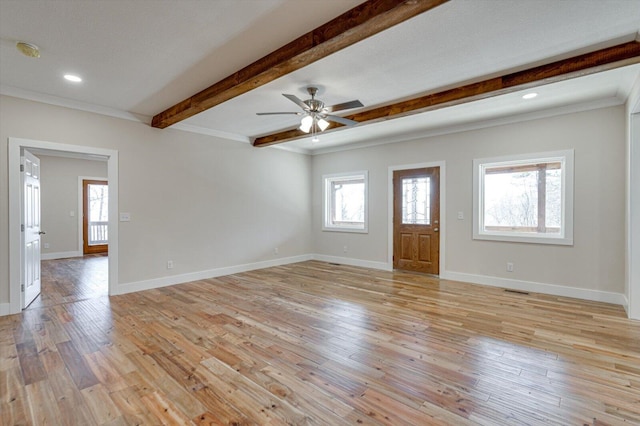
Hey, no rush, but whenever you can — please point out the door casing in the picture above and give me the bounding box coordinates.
[7,137,119,315]
[388,161,446,274]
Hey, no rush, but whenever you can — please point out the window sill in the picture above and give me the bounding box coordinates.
[322,226,368,234]
[473,231,573,246]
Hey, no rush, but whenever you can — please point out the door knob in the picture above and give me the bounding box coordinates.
[38,231,46,235]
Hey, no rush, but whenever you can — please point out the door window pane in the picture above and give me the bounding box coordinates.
[402,177,430,225]
[88,184,108,245]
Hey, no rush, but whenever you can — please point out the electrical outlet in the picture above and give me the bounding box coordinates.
[506,262,514,272]
[167,260,174,269]
[274,247,279,255]
[343,245,348,253]
[44,243,50,249]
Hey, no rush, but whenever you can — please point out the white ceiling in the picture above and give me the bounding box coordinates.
[1,0,639,154]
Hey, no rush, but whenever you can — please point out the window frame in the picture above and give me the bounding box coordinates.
[472,150,574,245]
[322,171,368,233]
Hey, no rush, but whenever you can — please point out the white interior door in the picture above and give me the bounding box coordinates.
[22,149,42,308]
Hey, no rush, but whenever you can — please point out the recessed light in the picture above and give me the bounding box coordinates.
[64,74,82,83]
[522,92,538,100]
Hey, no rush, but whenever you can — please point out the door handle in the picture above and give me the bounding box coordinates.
[38,231,46,235]
[434,228,439,232]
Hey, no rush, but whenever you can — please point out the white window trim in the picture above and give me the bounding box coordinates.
[473,149,574,245]
[322,171,368,233]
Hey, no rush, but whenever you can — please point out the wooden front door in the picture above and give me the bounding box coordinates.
[393,167,440,274]
[83,179,108,255]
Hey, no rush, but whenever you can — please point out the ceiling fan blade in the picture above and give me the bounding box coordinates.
[325,99,363,113]
[256,112,301,116]
[283,94,308,110]
[326,115,359,126]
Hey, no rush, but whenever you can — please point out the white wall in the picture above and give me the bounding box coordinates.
[312,106,626,300]
[0,95,312,306]
[0,95,631,313]
[38,155,107,258]
[626,74,640,319]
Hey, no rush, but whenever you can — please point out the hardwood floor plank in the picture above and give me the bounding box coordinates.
[81,383,122,424]
[3,259,640,425]
[0,334,19,372]
[0,367,29,426]
[140,390,196,425]
[47,369,98,425]
[25,379,64,425]
[108,385,157,424]
[16,340,47,386]
[56,340,100,390]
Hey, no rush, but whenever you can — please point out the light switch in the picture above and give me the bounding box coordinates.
[70,210,75,217]
[119,212,131,222]
[457,211,464,220]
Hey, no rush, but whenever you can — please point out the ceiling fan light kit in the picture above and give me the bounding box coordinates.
[257,86,363,142]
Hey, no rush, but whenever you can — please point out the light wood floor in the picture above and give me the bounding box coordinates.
[26,254,108,310]
[1,260,639,425]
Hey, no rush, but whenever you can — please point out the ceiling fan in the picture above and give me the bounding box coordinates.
[256,87,363,139]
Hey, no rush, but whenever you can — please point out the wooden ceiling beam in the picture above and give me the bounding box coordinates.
[252,39,640,147]
[151,0,449,129]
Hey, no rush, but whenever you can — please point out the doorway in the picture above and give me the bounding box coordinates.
[389,162,445,275]
[8,137,119,315]
[83,179,109,255]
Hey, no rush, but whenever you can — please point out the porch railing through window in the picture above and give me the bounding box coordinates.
[89,221,108,245]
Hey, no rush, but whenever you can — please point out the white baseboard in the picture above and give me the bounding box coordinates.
[41,251,82,260]
[0,303,11,316]
[622,294,630,316]
[1,254,628,316]
[312,254,392,271]
[441,270,626,305]
[112,254,314,295]
[116,255,622,305]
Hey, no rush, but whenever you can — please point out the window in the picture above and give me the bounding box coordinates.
[323,171,368,232]
[473,150,573,245]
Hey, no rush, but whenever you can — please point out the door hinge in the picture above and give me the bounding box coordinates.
[21,284,24,292]
[21,224,25,232]
[20,164,24,172]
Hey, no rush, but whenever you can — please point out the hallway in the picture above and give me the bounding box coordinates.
[27,254,108,310]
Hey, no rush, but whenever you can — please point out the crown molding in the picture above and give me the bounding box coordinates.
[0,85,150,123]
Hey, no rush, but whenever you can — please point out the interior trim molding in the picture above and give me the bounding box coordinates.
[388,161,446,277]
[0,88,623,158]
[41,251,83,261]
[0,304,10,316]
[1,85,149,124]
[311,96,623,156]
[312,254,392,271]
[441,270,626,306]
[7,137,119,315]
[113,254,314,296]
[2,255,627,317]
